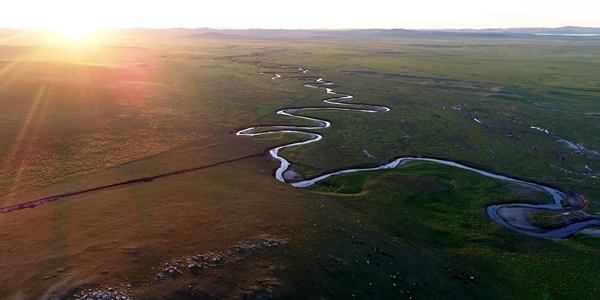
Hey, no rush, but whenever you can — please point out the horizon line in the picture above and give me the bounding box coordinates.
[2,25,600,31]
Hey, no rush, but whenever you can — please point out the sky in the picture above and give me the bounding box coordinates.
[2,0,599,30]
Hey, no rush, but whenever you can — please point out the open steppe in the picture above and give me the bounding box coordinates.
[1,29,600,299]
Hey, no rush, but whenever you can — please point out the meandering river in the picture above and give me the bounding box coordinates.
[237,68,600,239]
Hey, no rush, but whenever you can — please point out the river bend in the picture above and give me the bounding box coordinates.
[236,66,600,239]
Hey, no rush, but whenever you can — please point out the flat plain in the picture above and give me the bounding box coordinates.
[1,29,599,299]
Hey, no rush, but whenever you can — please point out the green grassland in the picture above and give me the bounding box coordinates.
[239,39,600,205]
[0,31,599,299]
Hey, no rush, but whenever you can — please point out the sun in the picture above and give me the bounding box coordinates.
[52,25,99,41]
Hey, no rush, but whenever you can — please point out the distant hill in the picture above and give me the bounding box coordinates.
[180,28,515,40]
[182,31,248,39]
[179,27,600,40]
[441,26,600,34]
[1,26,598,44]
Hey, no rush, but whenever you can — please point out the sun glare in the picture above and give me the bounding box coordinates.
[52,25,99,41]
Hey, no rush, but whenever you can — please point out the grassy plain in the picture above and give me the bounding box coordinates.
[0,30,599,299]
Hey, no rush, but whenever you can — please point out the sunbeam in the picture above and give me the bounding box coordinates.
[4,83,47,194]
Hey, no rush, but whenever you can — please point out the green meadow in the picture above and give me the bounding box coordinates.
[0,30,599,299]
